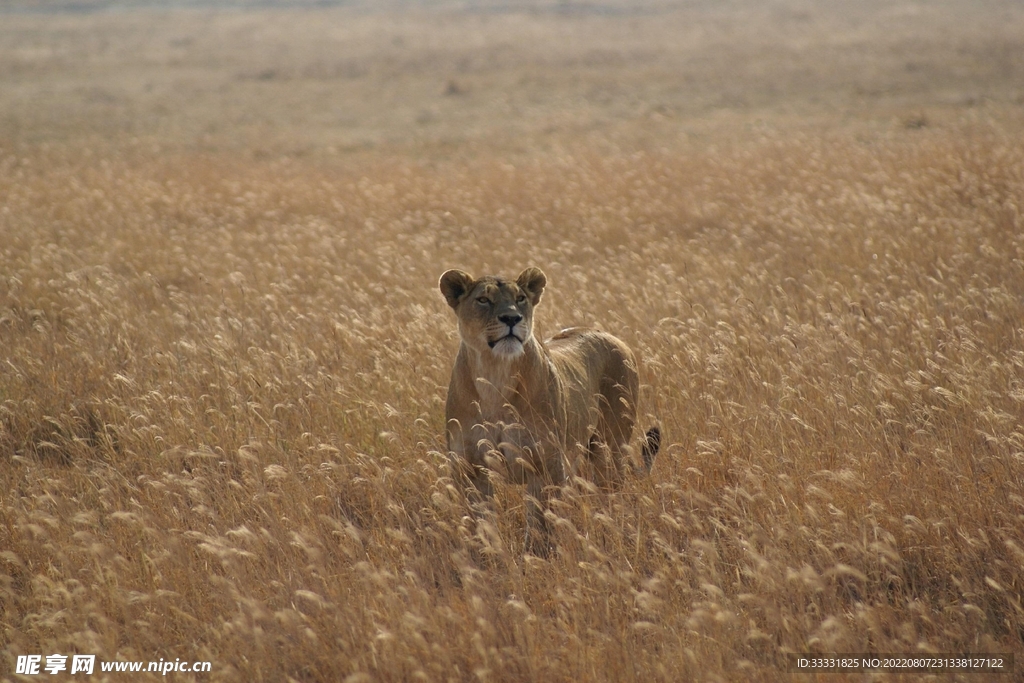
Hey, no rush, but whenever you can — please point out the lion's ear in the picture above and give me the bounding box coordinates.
[439,269,475,309]
[517,267,547,306]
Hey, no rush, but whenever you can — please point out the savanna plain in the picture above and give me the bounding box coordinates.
[3,0,1024,680]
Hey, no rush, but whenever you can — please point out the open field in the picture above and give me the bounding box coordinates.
[3,1,1024,681]
[3,0,1024,158]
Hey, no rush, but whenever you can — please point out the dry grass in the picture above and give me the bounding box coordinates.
[3,128,1023,681]
[3,1,1024,681]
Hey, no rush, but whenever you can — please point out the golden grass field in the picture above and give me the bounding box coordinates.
[2,1,1024,680]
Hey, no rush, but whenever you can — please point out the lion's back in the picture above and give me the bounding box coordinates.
[547,327,639,399]
[547,327,635,367]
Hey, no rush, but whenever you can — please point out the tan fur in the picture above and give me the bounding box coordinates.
[439,267,660,554]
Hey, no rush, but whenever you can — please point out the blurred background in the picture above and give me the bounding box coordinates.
[2,0,1022,161]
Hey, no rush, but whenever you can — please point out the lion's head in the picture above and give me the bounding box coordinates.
[439,267,547,360]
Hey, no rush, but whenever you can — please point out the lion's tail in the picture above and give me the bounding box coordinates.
[639,426,661,474]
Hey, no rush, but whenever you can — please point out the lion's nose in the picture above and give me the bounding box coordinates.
[499,313,523,327]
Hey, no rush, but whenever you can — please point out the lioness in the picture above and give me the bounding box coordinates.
[439,266,660,553]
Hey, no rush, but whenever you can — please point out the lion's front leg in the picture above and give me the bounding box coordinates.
[466,461,495,512]
[524,475,551,556]
[520,440,565,557]
[447,418,497,508]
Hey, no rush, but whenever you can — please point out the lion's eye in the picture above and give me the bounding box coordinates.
[516,295,527,304]
[476,296,490,305]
